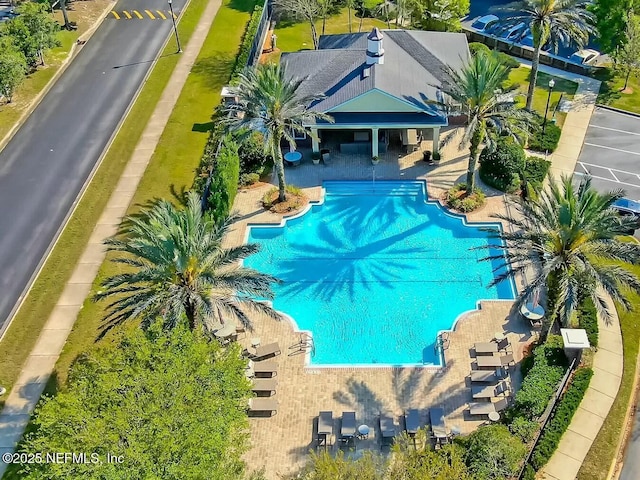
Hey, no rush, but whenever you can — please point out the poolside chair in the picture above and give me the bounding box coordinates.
[404,409,421,436]
[471,381,510,399]
[246,359,278,378]
[476,353,515,369]
[340,412,356,447]
[244,342,281,361]
[469,367,508,384]
[317,411,333,449]
[248,398,278,416]
[429,408,448,446]
[379,413,397,446]
[475,337,511,355]
[469,397,510,416]
[251,378,278,395]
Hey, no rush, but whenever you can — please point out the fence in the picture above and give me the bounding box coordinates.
[463,28,596,76]
[246,0,272,68]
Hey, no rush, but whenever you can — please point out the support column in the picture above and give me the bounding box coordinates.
[311,128,320,153]
[372,127,379,157]
[432,127,440,154]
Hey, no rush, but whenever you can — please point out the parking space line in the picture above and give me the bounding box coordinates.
[133,10,143,19]
[574,169,640,189]
[590,125,640,136]
[580,161,640,178]
[145,9,155,19]
[609,169,620,182]
[584,143,640,156]
[123,10,132,19]
[111,11,120,19]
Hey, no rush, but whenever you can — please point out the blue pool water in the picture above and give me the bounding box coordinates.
[245,181,515,366]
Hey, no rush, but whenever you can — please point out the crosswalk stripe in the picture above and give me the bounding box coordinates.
[111,11,120,19]
[123,10,132,19]
[145,9,155,19]
[133,10,143,19]
[156,10,166,19]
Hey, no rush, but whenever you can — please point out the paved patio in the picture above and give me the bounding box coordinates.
[225,130,537,479]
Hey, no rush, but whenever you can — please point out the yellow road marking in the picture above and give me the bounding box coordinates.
[145,10,155,19]
[156,10,166,19]
[172,12,177,19]
[110,11,120,19]
[133,10,143,19]
[123,10,132,19]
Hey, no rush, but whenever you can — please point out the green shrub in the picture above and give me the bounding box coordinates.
[239,172,260,186]
[207,137,240,219]
[530,368,594,470]
[509,416,539,443]
[528,115,562,153]
[458,424,527,480]
[496,51,520,69]
[577,295,599,347]
[237,132,270,175]
[479,136,526,193]
[469,42,491,56]
[444,183,486,212]
[524,156,551,186]
[231,3,264,81]
[522,464,537,480]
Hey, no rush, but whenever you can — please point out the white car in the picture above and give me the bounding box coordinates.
[471,14,499,33]
[499,22,527,42]
[569,48,601,65]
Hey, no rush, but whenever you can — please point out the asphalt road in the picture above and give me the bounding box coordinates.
[574,107,640,201]
[0,0,187,335]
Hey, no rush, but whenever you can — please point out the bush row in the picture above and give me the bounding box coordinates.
[231,3,264,81]
[530,368,594,470]
[511,336,568,420]
[528,113,562,153]
[577,295,599,348]
[468,42,520,69]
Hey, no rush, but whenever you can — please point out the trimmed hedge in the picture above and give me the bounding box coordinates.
[528,115,562,153]
[530,368,594,470]
[524,156,551,186]
[577,295,599,348]
[469,42,491,56]
[479,136,526,193]
[238,132,270,176]
[469,42,519,69]
[231,3,264,81]
[207,137,240,219]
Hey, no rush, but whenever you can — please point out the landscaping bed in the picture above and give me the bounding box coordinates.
[262,185,308,213]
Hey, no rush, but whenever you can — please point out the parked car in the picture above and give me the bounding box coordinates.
[569,48,601,65]
[498,22,527,42]
[612,198,640,235]
[471,14,499,33]
[519,29,552,51]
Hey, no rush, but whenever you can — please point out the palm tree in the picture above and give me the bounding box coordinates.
[223,63,331,202]
[499,0,594,110]
[434,50,534,192]
[95,192,282,333]
[480,176,640,332]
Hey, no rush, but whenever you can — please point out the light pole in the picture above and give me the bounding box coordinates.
[542,78,555,135]
[168,0,182,53]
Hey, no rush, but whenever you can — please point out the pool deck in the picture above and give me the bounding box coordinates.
[226,130,538,479]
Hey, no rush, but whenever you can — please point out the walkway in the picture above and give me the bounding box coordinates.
[0,0,222,475]
[516,63,625,480]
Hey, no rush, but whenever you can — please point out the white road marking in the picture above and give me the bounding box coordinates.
[580,161,640,178]
[584,143,640,156]
[576,163,640,189]
[609,169,620,182]
[590,124,640,136]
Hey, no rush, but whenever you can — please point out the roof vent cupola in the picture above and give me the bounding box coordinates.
[366,27,384,65]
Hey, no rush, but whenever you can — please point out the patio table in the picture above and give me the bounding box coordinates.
[284,151,302,166]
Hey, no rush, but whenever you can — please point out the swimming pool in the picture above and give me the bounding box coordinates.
[244,181,515,367]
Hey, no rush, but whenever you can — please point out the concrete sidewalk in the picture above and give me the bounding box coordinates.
[517,63,625,480]
[0,0,222,475]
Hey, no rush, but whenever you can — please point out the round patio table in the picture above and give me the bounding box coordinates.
[284,151,302,166]
[488,412,500,422]
[520,302,545,321]
[357,424,370,439]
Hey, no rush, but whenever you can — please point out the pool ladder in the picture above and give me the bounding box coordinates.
[289,332,315,357]
[434,332,450,355]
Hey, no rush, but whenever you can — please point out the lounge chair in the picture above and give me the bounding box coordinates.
[246,359,278,378]
[244,342,281,361]
[476,353,514,369]
[469,367,508,384]
[251,378,278,395]
[317,411,333,448]
[379,413,397,446]
[469,397,510,416]
[404,409,421,435]
[429,408,448,445]
[340,412,356,447]
[248,398,278,416]
[471,381,510,399]
[474,338,511,355]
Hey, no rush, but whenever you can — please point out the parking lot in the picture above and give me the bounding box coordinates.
[574,107,640,201]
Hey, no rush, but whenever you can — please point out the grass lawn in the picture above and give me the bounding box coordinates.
[49,0,256,390]
[505,67,579,127]
[577,256,640,479]
[0,1,112,142]
[0,0,211,408]
[595,67,640,114]
[261,8,386,62]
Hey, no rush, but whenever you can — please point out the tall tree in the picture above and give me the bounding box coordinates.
[223,63,332,202]
[0,44,27,103]
[17,326,255,480]
[95,192,282,333]
[276,0,321,49]
[434,50,534,192]
[480,176,640,331]
[318,0,334,36]
[414,0,470,31]
[498,0,594,110]
[591,0,640,54]
[612,11,640,91]
[346,0,355,32]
